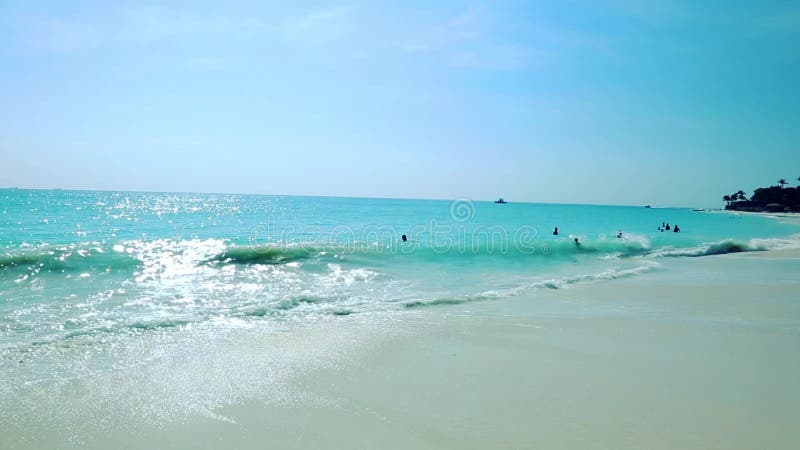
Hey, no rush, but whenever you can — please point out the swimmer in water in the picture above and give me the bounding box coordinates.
[401,234,408,242]
[553,227,559,236]
[574,237,580,246]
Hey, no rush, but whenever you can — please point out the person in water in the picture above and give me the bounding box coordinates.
[401,234,408,242]
[553,227,559,236]
[673,225,680,233]
[574,237,580,246]
[665,223,671,231]
[616,231,623,238]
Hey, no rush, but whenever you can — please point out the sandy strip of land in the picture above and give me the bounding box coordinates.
[711,209,800,225]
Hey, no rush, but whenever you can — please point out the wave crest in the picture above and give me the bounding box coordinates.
[205,244,339,265]
[0,246,139,275]
[402,261,660,309]
[649,235,800,258]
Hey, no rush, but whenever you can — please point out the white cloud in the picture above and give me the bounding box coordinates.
[114,5,266,44]
[1,5,270,54]
[5,13,103,53]
[1,3,608,72]
[399,6,485,54]
[397,6,541,71]
[279,6,356,45]
[447,45,536,71]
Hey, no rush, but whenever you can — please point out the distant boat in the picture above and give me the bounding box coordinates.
[494,198,507,204]
[643,205,651,208]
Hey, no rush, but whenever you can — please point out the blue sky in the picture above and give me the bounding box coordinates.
[1,0,798,207]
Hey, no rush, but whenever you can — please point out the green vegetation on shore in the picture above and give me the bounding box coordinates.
[724,178,800,212]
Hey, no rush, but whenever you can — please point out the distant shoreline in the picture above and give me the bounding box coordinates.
[713,209,800,226]
[721,210,800,218]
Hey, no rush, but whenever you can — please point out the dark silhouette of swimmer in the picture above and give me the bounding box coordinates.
[401,234,408,242]
[553,227,559,236]
[673,225,680,233]
[574,237,580,246]
[616,231,623,238]
[665,223,671,231]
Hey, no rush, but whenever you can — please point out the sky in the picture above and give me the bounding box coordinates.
[0,0,798,207]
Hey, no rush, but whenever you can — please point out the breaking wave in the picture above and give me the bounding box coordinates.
[648,235,800,258]
[0,245,139,276]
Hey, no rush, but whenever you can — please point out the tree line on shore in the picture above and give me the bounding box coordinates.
[724,178,800,212]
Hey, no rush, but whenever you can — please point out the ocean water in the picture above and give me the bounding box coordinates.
[2,189,799,440]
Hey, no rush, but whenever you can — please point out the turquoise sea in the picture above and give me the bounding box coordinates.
[3,189,799,342]
[2,189,800,442]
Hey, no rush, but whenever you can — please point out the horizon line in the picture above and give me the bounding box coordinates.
[0,186,705,210]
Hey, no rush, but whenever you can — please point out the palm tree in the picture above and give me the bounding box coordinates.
[736,190,747,201]
[779,178,787,188]
[723,195,732,207]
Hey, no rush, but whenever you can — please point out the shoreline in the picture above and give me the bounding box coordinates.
[724,210,800,218]
[241,248,800,449]
[705,208,800,225]
[31,247,798,449]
